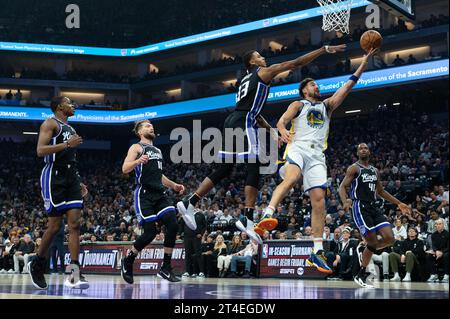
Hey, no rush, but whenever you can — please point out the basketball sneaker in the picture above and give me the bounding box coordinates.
[28,256,48,290]
[157,265,181,282]
[354,269,375,288]
[121,255,135,284]
[64,263,89,289]
[254,212,278,236]
[176,196,197,230]
[306,250,333,274]
[235,219,263,245]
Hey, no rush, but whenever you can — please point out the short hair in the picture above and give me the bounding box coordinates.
[299,78,315,98]
[133,120,150,137]
[243,50,257,70]
[50,96,67,113]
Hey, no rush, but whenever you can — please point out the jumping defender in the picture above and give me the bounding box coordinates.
[339,143,410,288]
[29,96,89,289]
[177,44,346,244]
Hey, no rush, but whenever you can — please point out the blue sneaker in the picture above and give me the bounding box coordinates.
[306,250,333,274]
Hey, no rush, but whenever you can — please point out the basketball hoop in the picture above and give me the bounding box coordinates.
[317,0,353,34]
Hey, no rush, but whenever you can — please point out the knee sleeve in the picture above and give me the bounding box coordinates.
[245,162,260,188]
[208,163,234,185]
[160,211,178,248]
[134,222,157,251]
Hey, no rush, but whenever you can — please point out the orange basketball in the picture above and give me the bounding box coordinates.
[360,30,382,53]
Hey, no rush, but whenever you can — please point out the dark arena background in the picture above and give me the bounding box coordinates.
[0,0,448,313]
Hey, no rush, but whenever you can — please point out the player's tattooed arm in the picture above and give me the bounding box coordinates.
[258,44,346,83]
[339,164,358,211]
[122,144,148,174]
[277,101,303,144]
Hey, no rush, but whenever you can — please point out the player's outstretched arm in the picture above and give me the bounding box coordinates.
[122,144,148,174]
[277,101,303,144]
[375,169,410,213]
[258,44,346,83]
[325,48,378,114]
[36,119,82,157]
[338,164,358,211]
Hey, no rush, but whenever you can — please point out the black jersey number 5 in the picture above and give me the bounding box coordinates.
[236,81,250,102]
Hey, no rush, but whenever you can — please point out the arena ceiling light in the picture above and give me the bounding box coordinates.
[23,131,38,135]
[345,109,361,114]
[393,102,401,106]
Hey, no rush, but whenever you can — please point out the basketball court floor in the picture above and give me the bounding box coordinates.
[0,273,447,299]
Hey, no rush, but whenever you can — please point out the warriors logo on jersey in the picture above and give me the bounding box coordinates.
[306,109,325,128]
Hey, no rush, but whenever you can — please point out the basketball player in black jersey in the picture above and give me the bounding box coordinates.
[121,120,193,283]
[177,44,346,244]
[339,143,410,288]
[29,96,89,290]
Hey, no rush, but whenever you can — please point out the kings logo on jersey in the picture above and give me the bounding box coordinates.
[306,109,325,128]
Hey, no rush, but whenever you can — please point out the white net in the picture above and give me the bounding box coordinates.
[317,0,353,34]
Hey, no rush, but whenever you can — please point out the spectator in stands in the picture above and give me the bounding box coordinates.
[323,226,332,240]
[426,218,449,283]
[199,234,215,278]
[183,208,206,278]
[14,89,22,101]
[390,227,425,282]
[371,246,392,281]
[407,54,417,64]
[393,218,407,240]
[5,90,13,100]
[427,210,448,233]
[393,54,405,66]
[331,227,358,280]
[229,239,258,278]
[427,192,443,212]
[0,237,17,273]
[13,234,35,274]
[324,214,335,233]
[303,226,313,238]
[214,234,229,277]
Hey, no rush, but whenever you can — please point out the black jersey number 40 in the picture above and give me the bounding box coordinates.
[236,81,250,102]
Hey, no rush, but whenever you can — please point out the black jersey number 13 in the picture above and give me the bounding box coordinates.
[236,81,250,102]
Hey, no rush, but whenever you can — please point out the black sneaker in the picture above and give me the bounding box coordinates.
[157,266,181,282]
[28,257,48,290]
[354,271,374,288]
[121,256,135,284]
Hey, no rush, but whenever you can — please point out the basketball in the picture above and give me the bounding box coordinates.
[360,30,383,53]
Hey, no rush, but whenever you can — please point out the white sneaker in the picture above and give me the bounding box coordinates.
[440,275,449,283]
[402,273,411,282]
[176,200,197,230]
[0,269,6,273]
[182,272,190,278]
[7,269,15,274]
[235,219,262,244]
[198,272,205,278]
[427,274,439,283]
[390,274,401,282]
[64,264,89,289]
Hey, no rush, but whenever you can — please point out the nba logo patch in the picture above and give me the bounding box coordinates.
[262,244,269,258]
[120,49,127,56]
[263,19,270,27]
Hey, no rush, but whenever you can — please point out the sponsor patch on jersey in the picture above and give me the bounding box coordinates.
[306,109,325,128]
[44,199,51,211]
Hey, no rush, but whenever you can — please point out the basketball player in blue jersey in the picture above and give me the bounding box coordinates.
[121,120,195,283]
[29,96,89,290]
[339,143,410,288]
[177,44,346,244]
[260,48,378,274]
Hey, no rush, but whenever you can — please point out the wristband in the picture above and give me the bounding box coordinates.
[324,45,332,53]
[349,75,359,83]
